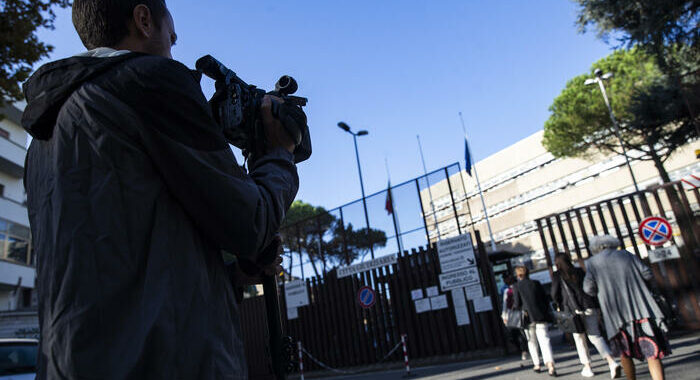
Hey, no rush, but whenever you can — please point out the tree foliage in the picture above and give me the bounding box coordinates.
[542,48,698,182]
[280,200,388,275]
[1,0,70,107]
[574,0,699,71]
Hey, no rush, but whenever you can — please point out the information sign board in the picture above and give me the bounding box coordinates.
[439,267,480,291]
[338,254,397,278]
[437,234,476,273]
[414,298,431,313]
[430,295,448,310]
[411,289,424,300]
[648,246,681,263]
[473,296,493,313]
[451,288,471,326]
[284,280,309,307]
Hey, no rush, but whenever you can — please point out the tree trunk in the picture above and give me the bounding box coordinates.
[647,140,672,183]
[648,141,698,258]
[308,255,320,278]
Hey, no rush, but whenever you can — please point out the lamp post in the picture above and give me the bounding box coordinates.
[338,122,374,259]
[585,69,640,192]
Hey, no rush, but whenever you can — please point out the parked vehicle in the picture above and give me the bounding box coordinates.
[0,338,38,380]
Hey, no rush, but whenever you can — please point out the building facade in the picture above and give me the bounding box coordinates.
[422,130,699,262]
[0,103,38,337]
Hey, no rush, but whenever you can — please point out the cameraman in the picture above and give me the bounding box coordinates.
[21,1,300,379]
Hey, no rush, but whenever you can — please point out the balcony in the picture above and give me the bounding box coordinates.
[0,197,28,227]
[0,259,35,288]
[0,136,25,178]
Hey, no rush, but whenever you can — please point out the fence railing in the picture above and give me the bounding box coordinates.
[240,231,507,376]
[534,181,700,329]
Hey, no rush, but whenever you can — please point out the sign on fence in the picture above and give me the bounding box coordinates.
[648,246,681,263]
[472,296,493,313]
[464,284,483,300]
[451,289,471,326]
[284,279,310,307]
[287,307,298,320]
[414,298,431,313]
[411,289,424,300]
[639,216,673,246]
[357,286,376,309]
[426,286,439,297]
[437,234,476,272]
[439,267,480,291]
[430,295,448,310]
[337,254,397,278]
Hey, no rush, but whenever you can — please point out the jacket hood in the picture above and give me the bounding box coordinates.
[21,52,144,140]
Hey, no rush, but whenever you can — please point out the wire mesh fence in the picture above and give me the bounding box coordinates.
[280,162,476,279]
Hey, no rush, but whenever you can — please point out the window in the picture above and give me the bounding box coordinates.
[0,218,32,265]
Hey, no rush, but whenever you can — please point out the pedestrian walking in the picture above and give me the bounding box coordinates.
[583,235,671,380]
[552,253,621,378]
[501,275,529,364]
[513,265,557,376]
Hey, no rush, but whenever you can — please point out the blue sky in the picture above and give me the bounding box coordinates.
[36,0,613,211]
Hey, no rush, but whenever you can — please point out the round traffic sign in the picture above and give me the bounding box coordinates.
[638,216,673,246]
[357,286,376,309]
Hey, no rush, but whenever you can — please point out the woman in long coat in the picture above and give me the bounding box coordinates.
[583,235,670,380]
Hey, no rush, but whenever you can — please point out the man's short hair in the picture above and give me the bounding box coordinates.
[588,234,620,254]
[72,0,168,50]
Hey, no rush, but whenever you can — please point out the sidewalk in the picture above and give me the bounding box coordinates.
[308,332,700,380]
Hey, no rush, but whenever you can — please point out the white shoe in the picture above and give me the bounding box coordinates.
[581,366,594,377]
[610,363,622,379]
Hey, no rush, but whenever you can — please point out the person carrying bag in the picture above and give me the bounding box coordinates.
[552,254,621,379]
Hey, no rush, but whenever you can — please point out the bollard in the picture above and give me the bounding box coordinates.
[401,334,410,377]
[298,341,304,380]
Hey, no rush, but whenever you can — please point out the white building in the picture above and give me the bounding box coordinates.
[0,103,38,338]
[423,130,699,256]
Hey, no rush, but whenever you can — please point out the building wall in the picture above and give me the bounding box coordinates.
[424,130,699,256]
[0,104,35,312]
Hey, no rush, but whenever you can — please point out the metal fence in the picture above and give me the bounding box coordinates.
[534,181,700,329]
[280,163,473,279]
[241,230,507,377]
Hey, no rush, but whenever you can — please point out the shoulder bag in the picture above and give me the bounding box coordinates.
[552,279,585,334]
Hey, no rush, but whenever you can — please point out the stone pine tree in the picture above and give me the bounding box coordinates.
[279,200,335,277]
[573,0,700,133]
[542,48,698,184]
[1,0,70,109]
[280,200,389,274]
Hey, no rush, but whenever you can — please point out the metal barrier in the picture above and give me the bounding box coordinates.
[534,181,700,329]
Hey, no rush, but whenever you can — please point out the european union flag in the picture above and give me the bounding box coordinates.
[464,138,472,176]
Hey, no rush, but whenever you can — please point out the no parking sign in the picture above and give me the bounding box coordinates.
[357,286,376,309]
[638,216,673,246]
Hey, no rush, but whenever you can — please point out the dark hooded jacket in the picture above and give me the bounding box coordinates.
[22,52,299,379]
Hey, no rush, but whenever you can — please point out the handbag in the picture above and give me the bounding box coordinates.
[553,279,585,334]
[506,309,525,329]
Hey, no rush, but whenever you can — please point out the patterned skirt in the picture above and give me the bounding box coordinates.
[609,318,671,360]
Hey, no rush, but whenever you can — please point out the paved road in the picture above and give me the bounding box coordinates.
[310,333,700,380]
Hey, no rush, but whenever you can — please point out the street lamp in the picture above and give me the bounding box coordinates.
[337,122,374,259]
[585,69,640,192]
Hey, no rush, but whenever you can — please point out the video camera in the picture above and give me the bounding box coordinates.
[197,55,303,379]
[196,55,311,163]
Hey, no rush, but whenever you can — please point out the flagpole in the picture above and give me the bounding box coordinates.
[459,112,497,252]
[385,158,404,254]
[417,135,442,242]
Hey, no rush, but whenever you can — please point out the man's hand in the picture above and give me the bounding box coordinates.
[261,95,295,153]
